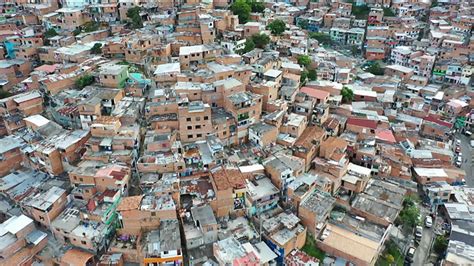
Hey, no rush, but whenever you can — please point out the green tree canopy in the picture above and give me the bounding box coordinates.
[90,43,102,54]
[398,195,421,228]
[248,0,265,13]
[75,75,94,89]
[309,32,333,45]
[83,21,100,32]
[0,89,13,99]
[366,62,385,75]
[341,86,354,103]
[308,68,317,81]
[297,55,312,68]
[351,5,370,19]
[44,28,58,38]
[300,70,308,83]
[237,38,256,54]
[251,33,270,48]
[383,7,396,17]
[298,19,309,30]
[127,6,143,29]
[434,236,448,255]
[231,0,252,24]
[267,19,286,35]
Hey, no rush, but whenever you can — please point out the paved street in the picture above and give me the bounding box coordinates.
[413,209,434,266]
[458,134,474,187]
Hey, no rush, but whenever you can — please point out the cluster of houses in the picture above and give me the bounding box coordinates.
[0,0,472,265]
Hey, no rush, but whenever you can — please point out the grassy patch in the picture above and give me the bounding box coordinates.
[377,241,404,266]
[301,234,325,261]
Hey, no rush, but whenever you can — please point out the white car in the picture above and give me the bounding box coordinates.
[425,216,433,228]
[415,226,423,240]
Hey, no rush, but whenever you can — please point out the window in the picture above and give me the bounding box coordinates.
[186,118,191,122]
[187,126,192,130]
[81,240,87,245]
[151,212,156,216]
[188,134,193,139]
[79,178,83,182]
[196,125,201,129]
[196,117,201,121]
[197,134,202,138]
[204,116,209,120]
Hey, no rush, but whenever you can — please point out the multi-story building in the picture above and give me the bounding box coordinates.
[178,101,212,143]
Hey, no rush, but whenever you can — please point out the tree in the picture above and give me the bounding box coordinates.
[83,21,100,32]
[251,33,270,49]
[238,38,256,54]
[231,0,251,24]
[341,86,354,103]
[298,19,309,30]
[0,89,12,99]
[351,45,359,56]
[297,55,311,68]
[351,5,370,19]
[267,19,286,35]
[44,28,58,38]
[75,75,95,89]
[308,68,317,81]
[127,6,143,29]
[72,28,81,36]
[309,32,333,45]
[434,236,448,256]
[383,7,396,17]
[385,254,395,264]
[90,43,102,54]
[398,195,421,228]
[366,62,385,75]
[248,0,265,13]
[300,70,308,83]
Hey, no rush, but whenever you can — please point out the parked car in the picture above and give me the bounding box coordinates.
[406,246,416,263]
[465,131,472,137]
[415,226,423,240]
[425,216,433,228]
